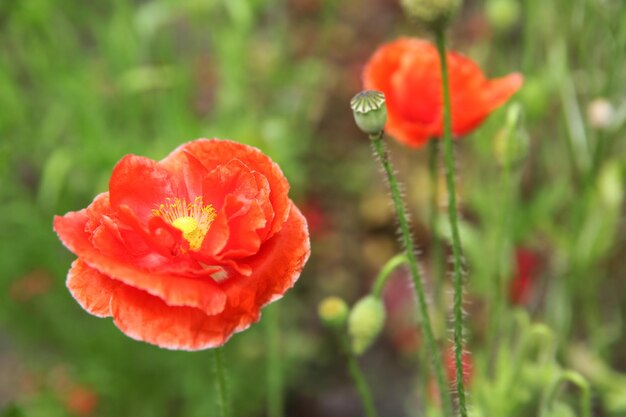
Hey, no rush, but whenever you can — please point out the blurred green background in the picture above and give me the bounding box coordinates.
[1,0,626,416]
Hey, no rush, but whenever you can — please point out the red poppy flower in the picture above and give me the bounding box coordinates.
[363,37,523,148]
[54,139,310,350]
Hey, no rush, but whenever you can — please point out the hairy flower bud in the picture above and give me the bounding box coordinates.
[318,296,349,328]
[400,0,461,31]
[348,296,386,355]
[350,90,387,135]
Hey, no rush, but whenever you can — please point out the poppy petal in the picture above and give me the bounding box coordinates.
[178,139,290,238]
[111,285,237,350]
[67,259,120,317]
[219,202,310,332]
[54,211,227,316]
[109,155,182,222]
[363,37,523,147]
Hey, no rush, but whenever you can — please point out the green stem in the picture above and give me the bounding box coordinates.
[372,254,408,298]
[343,335,379,417]
[265,304,283,417]
[213,348,230,417]
[435,29,468,417]
[539,371,592,417]
[488,153,514,374]
[369,132,453,417]
[428,138,445,309]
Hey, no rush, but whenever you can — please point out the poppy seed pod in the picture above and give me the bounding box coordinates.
[350,90,387,135]
[318,296,349,329]
[348,295,386,355]
[400,0,461,31]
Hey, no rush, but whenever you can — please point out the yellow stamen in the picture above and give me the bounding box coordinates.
[152,197,216,251]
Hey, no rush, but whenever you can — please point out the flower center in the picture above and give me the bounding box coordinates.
[152,197,217,251]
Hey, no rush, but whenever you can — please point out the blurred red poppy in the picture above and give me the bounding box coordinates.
[363,38,523,148]
[509,248,539,305]
[445,347,473,386]
[54,139,310,350]
[63,385,98,417]
[10,269,53,302]
[428,347,473,405]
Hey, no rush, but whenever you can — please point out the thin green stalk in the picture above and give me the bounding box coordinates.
[539,371,592,417]
[213,348,230,417]
[265,304,283,417]
[488,155,514,374]
[435,29,468,417]
[428,138,445,309]
[372,254,408,298]
[343,335,379,417]
[369,132,453,417]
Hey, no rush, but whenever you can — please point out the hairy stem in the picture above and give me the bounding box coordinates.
[428,138,445,309]
[435,29,468,417]
[369,132,453,417]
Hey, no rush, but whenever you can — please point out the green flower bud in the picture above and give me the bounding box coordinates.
[520,77,550,120]
[400,0,461,31]
[348,296,386,355]
[492,103,529,168]
[486,0,521,33]
[318,296,349,328]
[350,90,387,135]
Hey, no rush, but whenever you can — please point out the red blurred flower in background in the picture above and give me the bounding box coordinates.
[63,385,99,417]
[445,347,473,387]
[509,248,540,305]
[428,347,473,405]
[363,38,523,148]
[54,139,310,350]
[10,269,53,302]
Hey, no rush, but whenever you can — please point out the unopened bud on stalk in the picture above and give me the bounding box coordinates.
[492,103,529,168]
[486,0,521,33]
[318,296,349,329]
[350,90,387,135]
[348,295,386,355]
[400,0,461,31]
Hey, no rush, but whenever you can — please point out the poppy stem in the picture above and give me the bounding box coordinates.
[340,334,379,417]
[369,132,454,417]
[539,371,591,417]
[434,29,469,417]
[265,304,283,417]
[428,138,445,309]
[213,348,230,417]
[372,253,407,298]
